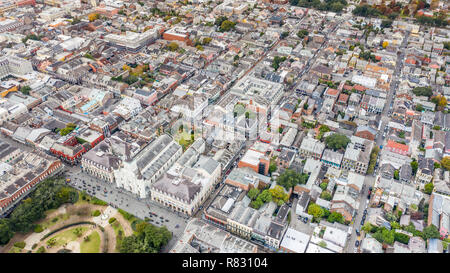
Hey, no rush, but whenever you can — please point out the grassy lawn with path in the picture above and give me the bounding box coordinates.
[47,226,89,247]
[111,221,124,251]
[40,213,70,230]
[80,231,101,253]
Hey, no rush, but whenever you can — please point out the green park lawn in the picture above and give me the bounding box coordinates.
[80,231,101,253]
[9,246,23,253]
[47,226,89,247]
[111,221,125,251]
[41,213,70,230]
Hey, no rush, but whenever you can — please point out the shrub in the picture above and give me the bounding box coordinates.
[73,228,83,238]
[92,210,101,217]
[108,217,116,224]
[47,238,56,246]
[36,246,46,253]
[34,224,44,233]
[51,217,59,223]
[14,241,26,249]
[84,235,90,242]
[118,209,133,221]
[32,243,38,249]
[90,197,108,206]
[131,219,143,231]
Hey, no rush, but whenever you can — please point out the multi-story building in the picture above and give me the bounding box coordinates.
[0,145,63,214]
[104,28,160,52]
[163,27,191,44]
[113,134,182,198]
[150,139,221,216]
[0,0,35,14]
[416,158,434,185]
[225,167,271,191]
[0,56,33,79]
[170,218,258,253]
[299,137,325,160]
[230,76,284,110]
[321,149,344,169]
[341,136,374,174]
[81,135,142,183]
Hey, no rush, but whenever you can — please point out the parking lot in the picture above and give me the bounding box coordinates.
[289,197,314,235]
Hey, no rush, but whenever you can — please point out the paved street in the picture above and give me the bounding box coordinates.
[65,170,188,252]
[375,31,410,148]
[345,175,375,253]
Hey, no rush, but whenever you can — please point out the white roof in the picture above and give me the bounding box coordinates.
[323,227,347,247]
[280,228,310,253]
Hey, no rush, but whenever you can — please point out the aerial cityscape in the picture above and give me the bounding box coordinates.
[0,0,449,256]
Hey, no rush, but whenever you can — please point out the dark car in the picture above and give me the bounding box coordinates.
[361,219,365,226]
[355,229,360,236]
[303,218,308,224]
[355,240,360,247]
[363,209,368,215]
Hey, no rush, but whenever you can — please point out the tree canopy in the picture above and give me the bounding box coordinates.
[327,211,344,224]
[412,86,433,98]
[276,169,309,191]
[167,42,179,51]
[324,133,350,150]
[219,20,236,32]
[120,222,172,253]
[424,183,434,195]
[0,178,78,245]
[20,86,31,95]
[423,225,440,240]
[442,156,450,171]
[308,203,324,221]
[247,188,260,200]
[297,29,309,39]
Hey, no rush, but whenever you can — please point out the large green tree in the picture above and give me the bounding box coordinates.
[276,169,309,191]
[412,86,433,98]
[424,183,434,195]
[120,222,172,253]
[423,225,440,240]
[247,188,259,200]
[327,211,344,224]
[324,133,350,150]
[0,219,13,245]
[308,203,324,220]
[441,156,450,171]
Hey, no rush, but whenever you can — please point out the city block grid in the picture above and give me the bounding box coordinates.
[0,0,449,255]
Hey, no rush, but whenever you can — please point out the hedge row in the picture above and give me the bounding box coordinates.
[41,221,97,241]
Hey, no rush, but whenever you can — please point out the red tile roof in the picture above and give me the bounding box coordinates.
[405,58,416,65]
[387,140,409,153]
[338,93,349,103]
[326,88,339,96]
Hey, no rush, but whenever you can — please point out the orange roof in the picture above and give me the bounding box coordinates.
[429,63,440,69]
[338,93,349,103]
[354,85,366,92]
[343,84,353,90]
[365,64,388,74]
[387,140,409,152]
[405,58,416,64]
[326,88,339,96]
